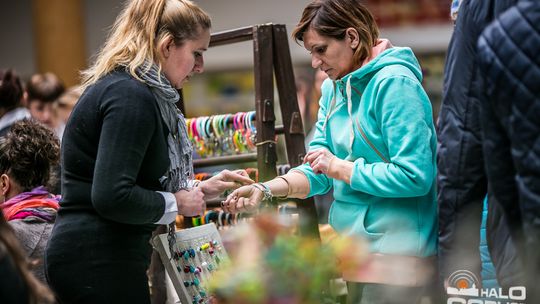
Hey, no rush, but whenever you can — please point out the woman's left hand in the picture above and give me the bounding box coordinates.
[199,169,254,200]
[303,148,336,174]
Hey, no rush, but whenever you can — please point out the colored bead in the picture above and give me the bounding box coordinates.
[183,251,189,261]
[177,266,182,273]
[184,281,190,287]
[208,249,214,255]
[183,266,190,273]
[189,248,196,258]
[200,290,207,297]
[193,278,200,286]
[189,265,195,273]
[200,243,210,250]
[215,256,221,264]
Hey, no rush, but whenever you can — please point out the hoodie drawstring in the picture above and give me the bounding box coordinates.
[321,78,355,154]
[346,77,354,153]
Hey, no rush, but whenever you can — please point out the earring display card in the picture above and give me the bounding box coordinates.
[152,223,228,304]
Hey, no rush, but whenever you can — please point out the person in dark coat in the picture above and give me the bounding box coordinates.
[477,1,540,302]
[437,0,524,291]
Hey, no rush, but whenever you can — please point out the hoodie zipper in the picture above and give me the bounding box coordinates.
[325,79,390,163]
[353,117,390,163]
[349,83,390,163]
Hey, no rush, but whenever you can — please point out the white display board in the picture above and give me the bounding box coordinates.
[152,223,228,304]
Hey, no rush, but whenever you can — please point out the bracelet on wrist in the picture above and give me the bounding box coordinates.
[274,176,290,199]
[252,183,273,202]
[190,179,201,188]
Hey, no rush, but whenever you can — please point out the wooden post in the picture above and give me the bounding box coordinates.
[253,24,277,183]
[32,0,86,86]
[272,25,320,239]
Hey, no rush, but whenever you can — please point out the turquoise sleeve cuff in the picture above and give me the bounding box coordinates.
[291,164,332,197]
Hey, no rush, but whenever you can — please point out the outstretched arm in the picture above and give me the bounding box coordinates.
[221,170,309,214]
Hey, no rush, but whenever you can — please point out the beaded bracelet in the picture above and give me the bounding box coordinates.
[252,183,273,202]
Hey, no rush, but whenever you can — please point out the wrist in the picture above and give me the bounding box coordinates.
[196,180,209,198]
[327,156,339,178]
[328,157,352,184]
[174,189,187,208]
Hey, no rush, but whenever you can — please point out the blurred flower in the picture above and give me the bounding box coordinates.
[208,213,367,303]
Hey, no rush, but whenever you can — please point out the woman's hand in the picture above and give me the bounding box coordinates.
[303,148,336,174]
[199,169,254,200]
[303,148,353,184]
[221,185,263,214]
[174,188,205,216]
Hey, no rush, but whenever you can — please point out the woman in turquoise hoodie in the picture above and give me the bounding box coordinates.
[223,0,437,302]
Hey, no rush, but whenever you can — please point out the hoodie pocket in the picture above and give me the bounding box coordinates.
[329,201,385,249]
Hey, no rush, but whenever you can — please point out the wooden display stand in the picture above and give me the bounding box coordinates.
[188,23,320,238]
[152,224,228,304]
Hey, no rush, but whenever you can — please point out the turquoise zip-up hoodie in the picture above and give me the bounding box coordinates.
[294,47,437,258]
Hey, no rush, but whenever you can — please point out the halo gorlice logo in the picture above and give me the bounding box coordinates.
[446,270,527,304]
[447,270,480,297]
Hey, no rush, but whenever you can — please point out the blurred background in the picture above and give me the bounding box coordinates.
[0,0,452,121]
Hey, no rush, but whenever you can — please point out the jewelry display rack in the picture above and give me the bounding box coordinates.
[187,23,319,238]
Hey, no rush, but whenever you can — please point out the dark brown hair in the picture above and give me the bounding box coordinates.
[0,69,24,111]
[292,0,379,66]
[0,120,60,192]
[26,73,65,103]
[0,211,55,303]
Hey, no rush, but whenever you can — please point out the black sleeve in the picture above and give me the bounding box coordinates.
[91,80,166,224]
[477,3,540,293]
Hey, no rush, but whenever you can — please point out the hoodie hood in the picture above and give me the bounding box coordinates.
[323,46,423,153]
[342,46,423,85]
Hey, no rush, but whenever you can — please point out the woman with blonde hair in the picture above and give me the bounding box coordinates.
[45,0,252,302]
[223,0,437,303]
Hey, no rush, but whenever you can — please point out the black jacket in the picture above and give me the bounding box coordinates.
[437,0,524,288]
[46,70,170,303]
[477,0,540,299]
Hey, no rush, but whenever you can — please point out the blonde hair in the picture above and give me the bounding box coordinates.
[292,0,379,67]
[81,0,211,89]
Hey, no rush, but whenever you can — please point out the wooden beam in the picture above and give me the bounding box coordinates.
[32,0,86,86]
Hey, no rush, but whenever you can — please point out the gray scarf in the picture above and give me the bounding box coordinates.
[134,63,193,192]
